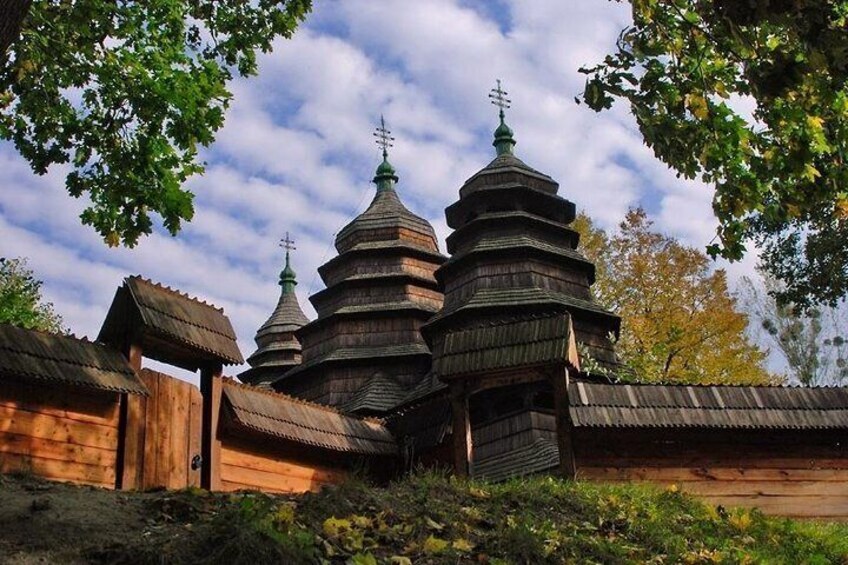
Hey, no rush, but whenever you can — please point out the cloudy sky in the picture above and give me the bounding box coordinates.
[0,0,760,381]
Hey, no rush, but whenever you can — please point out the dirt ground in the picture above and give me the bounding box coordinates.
[0,474,221,564]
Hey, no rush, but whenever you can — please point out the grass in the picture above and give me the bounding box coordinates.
[132,470,848,565]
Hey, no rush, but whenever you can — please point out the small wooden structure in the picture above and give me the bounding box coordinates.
[0,323,147,488]
[98,276,244,490]
[432,314,580,476]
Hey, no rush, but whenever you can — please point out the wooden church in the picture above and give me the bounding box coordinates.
[234,83,848,518]
[0,82,845,518]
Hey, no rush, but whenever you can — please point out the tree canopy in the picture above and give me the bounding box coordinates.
[0,0,311,247]
[573,209,774,385]
[740,273,847,386]
[0,257,64,333]
[581,0,848,309]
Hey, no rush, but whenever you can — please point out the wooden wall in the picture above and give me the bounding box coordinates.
[124,369,202,490]
[574,429,848,519]
[219,434,348,494]
[0,381,120,488]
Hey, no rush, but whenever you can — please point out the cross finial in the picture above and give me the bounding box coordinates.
[279,231,296,254]
[489,79,511,121]
[373,114,395,159]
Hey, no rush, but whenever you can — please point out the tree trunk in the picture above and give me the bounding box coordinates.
[1,0,32,62]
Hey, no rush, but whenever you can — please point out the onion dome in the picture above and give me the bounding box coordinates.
[239,239,310,387]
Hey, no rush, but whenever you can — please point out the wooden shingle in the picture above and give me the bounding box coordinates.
[569,382,848,430]
[222,380,397,455]
[0,323,146,395]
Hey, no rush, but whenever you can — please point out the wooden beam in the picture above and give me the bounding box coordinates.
[450,382,472,477]
[552,366,576,479]
[200,365,223,491]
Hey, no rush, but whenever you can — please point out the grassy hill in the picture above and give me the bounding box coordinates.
[0,471,846,564]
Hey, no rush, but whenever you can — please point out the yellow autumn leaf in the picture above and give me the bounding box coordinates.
[390,557,412,565]
[323,516,351,538]
[685,93,709,120]
[802,163,821,181]
[469,486,490,499]
[423,535,449,555]
[452,538,475,553]
[835,199,848,218]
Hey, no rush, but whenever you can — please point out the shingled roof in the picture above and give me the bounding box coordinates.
[569,382,848,430]
[99,276,243,370]
[222,380,397,455]
[0,323,147,395]
[433,314,580,379]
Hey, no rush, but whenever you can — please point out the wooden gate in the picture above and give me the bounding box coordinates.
[120,369,202,490]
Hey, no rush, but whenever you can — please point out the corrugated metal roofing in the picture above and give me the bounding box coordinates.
[433,314,579,378]
[101,277,244,366]
[222,380,397,455]
[569,382,848,430]
[0,323,147,395]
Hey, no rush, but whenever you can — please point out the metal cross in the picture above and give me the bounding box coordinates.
[373,114,394,157]
[279,231,296,253]
[488,79,511,117]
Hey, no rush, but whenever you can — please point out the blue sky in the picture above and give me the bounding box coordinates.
[0,0,761,380]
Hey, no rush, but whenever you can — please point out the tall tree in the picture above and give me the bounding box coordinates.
[739,274,847,386]
[573,209,774,385]
[0,257,64,333]
[581,1,848,309]
[0,0,311,247]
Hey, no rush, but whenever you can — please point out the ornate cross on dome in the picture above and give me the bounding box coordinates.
[279,232,296,254]
[373,114,395,158]
[489,79,511,119]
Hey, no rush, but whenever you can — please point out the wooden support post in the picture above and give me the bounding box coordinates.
[450,382,472,477]
[200,364,223,491]
[117,342,144,490]
[552,366,576,479]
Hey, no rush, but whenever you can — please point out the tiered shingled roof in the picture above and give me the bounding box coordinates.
[241,247,310,387]
[98,276,243,371]
[569,382,848,430]
[0,323,147,395]
[422,108,620,374]
[222,379,397,455]
[274,126,445,415]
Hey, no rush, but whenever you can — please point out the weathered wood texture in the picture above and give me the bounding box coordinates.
[219,436,349,494]
[574,429,848,519]
[0,381,120,488]
[132,369,202,490]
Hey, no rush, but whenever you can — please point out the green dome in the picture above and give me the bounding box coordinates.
[493,114,516,156]
[373,153,399,192]
[279,252,297,293]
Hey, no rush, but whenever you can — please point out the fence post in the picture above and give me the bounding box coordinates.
[200,365,223,491]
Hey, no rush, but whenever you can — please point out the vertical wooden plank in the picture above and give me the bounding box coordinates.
[155,373,173,488]
[118,392,146,490]
[141,371,160,489]
[187,385,203,488]
[168,379,189,488]
[450,382,472,477]
[200,366,223,491]
[552,367,576,479]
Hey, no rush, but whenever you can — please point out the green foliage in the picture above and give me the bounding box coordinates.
[573,210,774,385]
[581,0,848,309]
[0,256,64,333]
[0,0,311,247]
